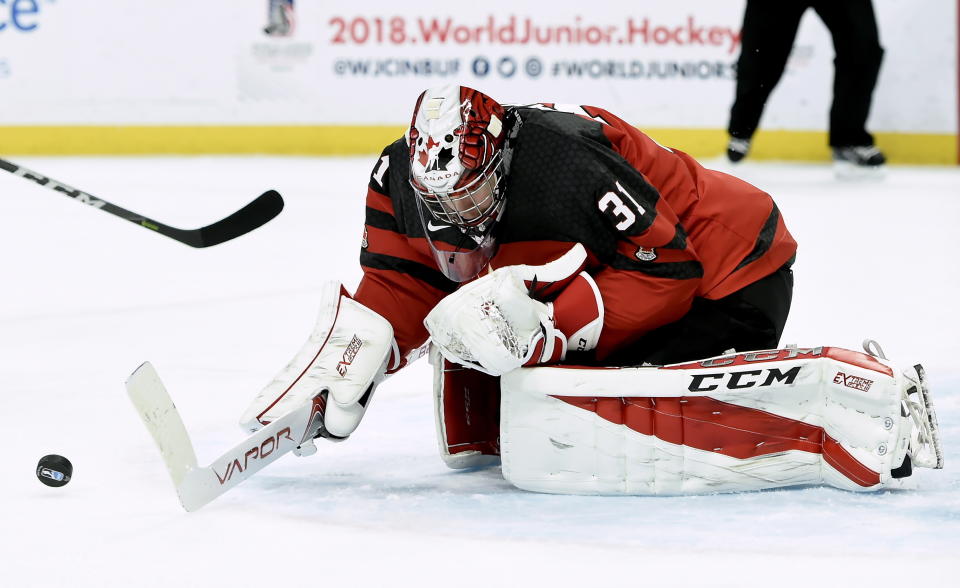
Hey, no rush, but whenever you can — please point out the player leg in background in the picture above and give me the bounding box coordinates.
[813,0,886,168]
[726,0,810,162]
[600,263,794,367]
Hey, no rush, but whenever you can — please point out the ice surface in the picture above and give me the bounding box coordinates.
[1,156,957,587]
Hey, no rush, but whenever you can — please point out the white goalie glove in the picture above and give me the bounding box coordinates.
[239,282,397,452]
[425,244,601,377]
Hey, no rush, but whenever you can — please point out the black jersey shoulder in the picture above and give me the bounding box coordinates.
[375,137,422,238]
[517,106,663,217]
[498,106,660,258]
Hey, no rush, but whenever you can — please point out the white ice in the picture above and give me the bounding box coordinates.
[1,156,958,587]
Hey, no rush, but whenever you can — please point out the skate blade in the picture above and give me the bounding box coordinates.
[903,364,944,469]
[834,161,887,181]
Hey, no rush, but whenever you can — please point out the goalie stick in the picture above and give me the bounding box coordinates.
[0,158,283,248]
[126,362,326,511]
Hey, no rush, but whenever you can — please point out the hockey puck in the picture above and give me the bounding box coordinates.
[36,454,72,487]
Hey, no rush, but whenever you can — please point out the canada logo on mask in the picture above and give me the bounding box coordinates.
[420,136,455,173]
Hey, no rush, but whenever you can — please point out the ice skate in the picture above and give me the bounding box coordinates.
[726,137,751,163]
[900,363,944,470]
[862,339,943,473]
[833,145,886,179]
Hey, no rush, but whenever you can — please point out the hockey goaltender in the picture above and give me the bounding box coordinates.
[240,84,942,496]
[131,85,942,511]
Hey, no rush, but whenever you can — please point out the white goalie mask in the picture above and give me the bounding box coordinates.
[408,85,508,282]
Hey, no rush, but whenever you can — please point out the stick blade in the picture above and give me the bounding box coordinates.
[186,189,284,248]
[126,361,327,512]
[126,362,199,488]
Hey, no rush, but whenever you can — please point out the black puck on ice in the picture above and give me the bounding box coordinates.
[36,454,72,487]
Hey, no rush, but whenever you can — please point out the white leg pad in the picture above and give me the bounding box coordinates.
[501,347,914,495]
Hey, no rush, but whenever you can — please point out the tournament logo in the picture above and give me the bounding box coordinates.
[264,0,295,37]
[38,467,66,482]
[635,247,657,261]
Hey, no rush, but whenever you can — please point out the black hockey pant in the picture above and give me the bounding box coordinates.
[727,0,884,147]
[600,263,795,367]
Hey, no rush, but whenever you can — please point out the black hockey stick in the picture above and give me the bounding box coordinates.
[0,158,284,248]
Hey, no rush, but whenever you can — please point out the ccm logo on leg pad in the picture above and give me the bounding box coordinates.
[688,366,801,392]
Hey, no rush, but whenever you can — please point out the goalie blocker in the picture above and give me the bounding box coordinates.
[128,281,402,511]
[240,281,398,446]
[433,343,943,494]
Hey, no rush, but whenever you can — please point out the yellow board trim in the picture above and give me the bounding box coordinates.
[0,125,956,164]
[0,126,407,156]
[643,129,958,165]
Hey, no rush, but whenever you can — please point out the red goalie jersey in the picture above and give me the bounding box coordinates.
[355,103,797,369]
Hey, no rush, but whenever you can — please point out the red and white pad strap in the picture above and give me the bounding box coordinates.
[521,311,567,367]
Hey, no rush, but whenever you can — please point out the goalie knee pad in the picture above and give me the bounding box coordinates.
[499,345,941,495]
[239,281,396,442]
[431,346,501,469]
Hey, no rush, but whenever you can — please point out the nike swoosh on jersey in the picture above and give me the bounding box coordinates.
[427,221,449,232]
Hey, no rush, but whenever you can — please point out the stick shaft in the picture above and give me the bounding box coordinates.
[0,158,283,247]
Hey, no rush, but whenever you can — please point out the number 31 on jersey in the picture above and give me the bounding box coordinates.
[598,181,645,231]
